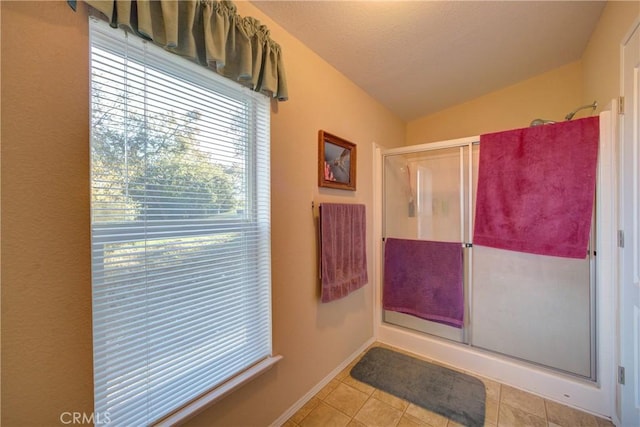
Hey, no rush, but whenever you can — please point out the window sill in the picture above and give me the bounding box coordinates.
[154,355,283,427]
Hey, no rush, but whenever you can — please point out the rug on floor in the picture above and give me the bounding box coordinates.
[350,347,486,427]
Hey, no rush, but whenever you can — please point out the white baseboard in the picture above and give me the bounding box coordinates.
[270,337,376,427]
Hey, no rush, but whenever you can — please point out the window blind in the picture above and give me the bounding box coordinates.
[89,18,272,425]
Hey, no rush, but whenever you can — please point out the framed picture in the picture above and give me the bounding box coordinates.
[318,130,357,191]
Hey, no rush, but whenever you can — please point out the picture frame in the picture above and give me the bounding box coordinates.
[318,130,357,191]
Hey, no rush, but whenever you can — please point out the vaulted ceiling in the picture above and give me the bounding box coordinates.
[252,1,606,121]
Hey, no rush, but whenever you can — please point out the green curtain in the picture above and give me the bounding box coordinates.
[74,0,288,100]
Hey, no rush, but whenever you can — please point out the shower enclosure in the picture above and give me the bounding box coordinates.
[382,137,596,380]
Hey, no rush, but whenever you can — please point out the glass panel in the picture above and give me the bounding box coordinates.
[470,246,592,378]
[384,148,463,242]
[383,147,466,343]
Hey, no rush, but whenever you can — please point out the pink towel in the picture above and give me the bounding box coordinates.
[383,238,464,328]
[474,116,599,259]
[319,203,368,303]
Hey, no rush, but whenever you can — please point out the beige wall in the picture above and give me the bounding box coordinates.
[0,1,404,426]
[406,61,584,145]
[582,1,640,112]
[1,2,94,426]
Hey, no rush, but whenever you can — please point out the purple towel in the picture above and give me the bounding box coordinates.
[474,117,599,259]
[319,203,368,303]
[383,238,463,328]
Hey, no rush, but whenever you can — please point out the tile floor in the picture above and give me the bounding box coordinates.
[283,343,615,427]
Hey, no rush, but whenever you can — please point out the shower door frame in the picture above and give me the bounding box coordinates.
[372,108,617,419]
[381,135,596,379]
[381,137,476,346]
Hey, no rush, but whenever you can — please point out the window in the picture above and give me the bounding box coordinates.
[90,18,272,425]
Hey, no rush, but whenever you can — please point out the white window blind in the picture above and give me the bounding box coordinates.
[89,18,272,426]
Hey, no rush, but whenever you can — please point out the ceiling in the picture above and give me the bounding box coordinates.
[251,1,607,121]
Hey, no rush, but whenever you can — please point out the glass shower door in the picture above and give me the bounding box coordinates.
[382,142,595,379]
[383,146,471,343]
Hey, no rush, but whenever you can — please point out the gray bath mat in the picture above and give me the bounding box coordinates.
[350,347,485,427]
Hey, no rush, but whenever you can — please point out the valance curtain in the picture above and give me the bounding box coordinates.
[71,0,288,100]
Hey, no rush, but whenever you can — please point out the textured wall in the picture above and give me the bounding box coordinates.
[1,2,93,425]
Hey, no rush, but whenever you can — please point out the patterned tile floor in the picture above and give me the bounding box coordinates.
[283,343,615,427]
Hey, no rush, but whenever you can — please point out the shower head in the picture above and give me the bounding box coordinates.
[565,101,598,121]
[529,100,598,127]
[530,118,556,127]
